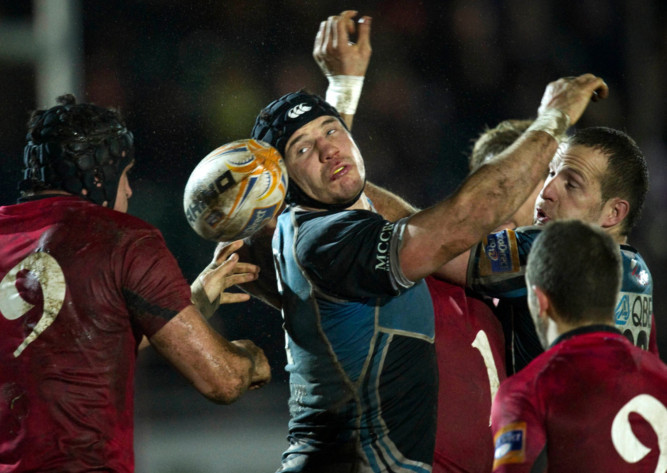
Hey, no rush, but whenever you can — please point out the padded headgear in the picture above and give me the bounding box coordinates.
[20,95,134,208]
[251,90,363,210]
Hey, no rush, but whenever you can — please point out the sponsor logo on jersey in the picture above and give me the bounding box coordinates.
[375,222,394,272]
[631,260,650,286]
[478,229,521,277]
[615,294,631,326]
[615,291,652,350]
[493,421,526,468]
[287,103,313,119]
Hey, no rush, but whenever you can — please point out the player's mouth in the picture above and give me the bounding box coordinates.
[534,207,551,225]
[330,163,349,181]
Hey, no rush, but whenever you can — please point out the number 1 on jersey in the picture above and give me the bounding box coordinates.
[471,329,501,425]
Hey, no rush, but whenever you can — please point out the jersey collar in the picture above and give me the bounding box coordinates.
[550,324,622,349]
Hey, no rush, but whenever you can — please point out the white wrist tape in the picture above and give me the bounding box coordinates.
[191,271,221,320]
[527,108,571,142]
[325,75,364,115]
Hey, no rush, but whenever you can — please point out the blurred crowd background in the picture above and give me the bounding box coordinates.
[1,1,665,471]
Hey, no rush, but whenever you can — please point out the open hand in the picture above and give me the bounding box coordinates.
[200,240,260,305]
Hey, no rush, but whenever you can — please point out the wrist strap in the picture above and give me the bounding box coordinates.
[191,272,221,320]
[527,108,571,142]
[325,75,364,115]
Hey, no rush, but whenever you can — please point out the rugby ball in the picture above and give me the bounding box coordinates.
[183,139,287,241]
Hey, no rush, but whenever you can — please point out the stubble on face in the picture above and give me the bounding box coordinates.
[533,145,608,227]
[284,116,366,206]
[527,282,549,349]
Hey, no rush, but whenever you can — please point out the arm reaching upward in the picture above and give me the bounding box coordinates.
[315,13,417,223]
[315,18,608,286]
[314,10,372,128]
[400,75,608,281]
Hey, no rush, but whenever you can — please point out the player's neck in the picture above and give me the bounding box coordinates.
[296,193,371,212]
[347,193,372,211]
[553,319,615,343]
[604,225,628,245]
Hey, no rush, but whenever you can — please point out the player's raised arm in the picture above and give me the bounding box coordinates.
[400,74,608,282]
[217,10,375,312]
[317,11,418,223]
[314,10,371,129]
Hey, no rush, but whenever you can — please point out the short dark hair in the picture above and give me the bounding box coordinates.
[526,220,622,324]
[21,94,134,207]
[469,119,534,172]
[566,127,648,236]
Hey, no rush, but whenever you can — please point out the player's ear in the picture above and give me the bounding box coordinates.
[533,285,551,321]
[600,197,629,230]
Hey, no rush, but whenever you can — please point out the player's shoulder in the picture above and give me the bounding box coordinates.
[57,199,162,245]
[105,206,155,230]
[288,207,384,242]
[500,344,566,394]
[287,207,391,266]
[619,243,650,271]
[619,243,652,291]
[513,225,542,240]
[496,363,537,403]
[81,203,157,232]
[291,207,382,226]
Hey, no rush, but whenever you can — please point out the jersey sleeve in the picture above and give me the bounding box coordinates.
[467,227,541,299]
[295,210,414,299]
[120,230,193,337]
[491,378,547,473]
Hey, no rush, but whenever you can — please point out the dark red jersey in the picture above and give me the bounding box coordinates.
[491,326,667,473]
[0,196,192,472]
[426,276,506,473]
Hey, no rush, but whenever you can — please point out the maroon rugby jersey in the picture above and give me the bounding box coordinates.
[0,196,192,472]
[426,276,506,473]
[491,326,667,473]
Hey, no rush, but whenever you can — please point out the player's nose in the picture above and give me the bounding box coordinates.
[539,177,558,202]
[316,137,338,163]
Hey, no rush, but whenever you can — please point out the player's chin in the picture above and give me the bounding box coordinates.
[332,183,364,204]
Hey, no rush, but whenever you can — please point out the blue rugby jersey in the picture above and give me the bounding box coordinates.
[273,207,437,473]
[467,226,656,374]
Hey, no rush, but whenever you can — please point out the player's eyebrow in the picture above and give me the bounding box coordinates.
[285,134,305,157]
[560,159,593,183]
[572,167,586,180]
